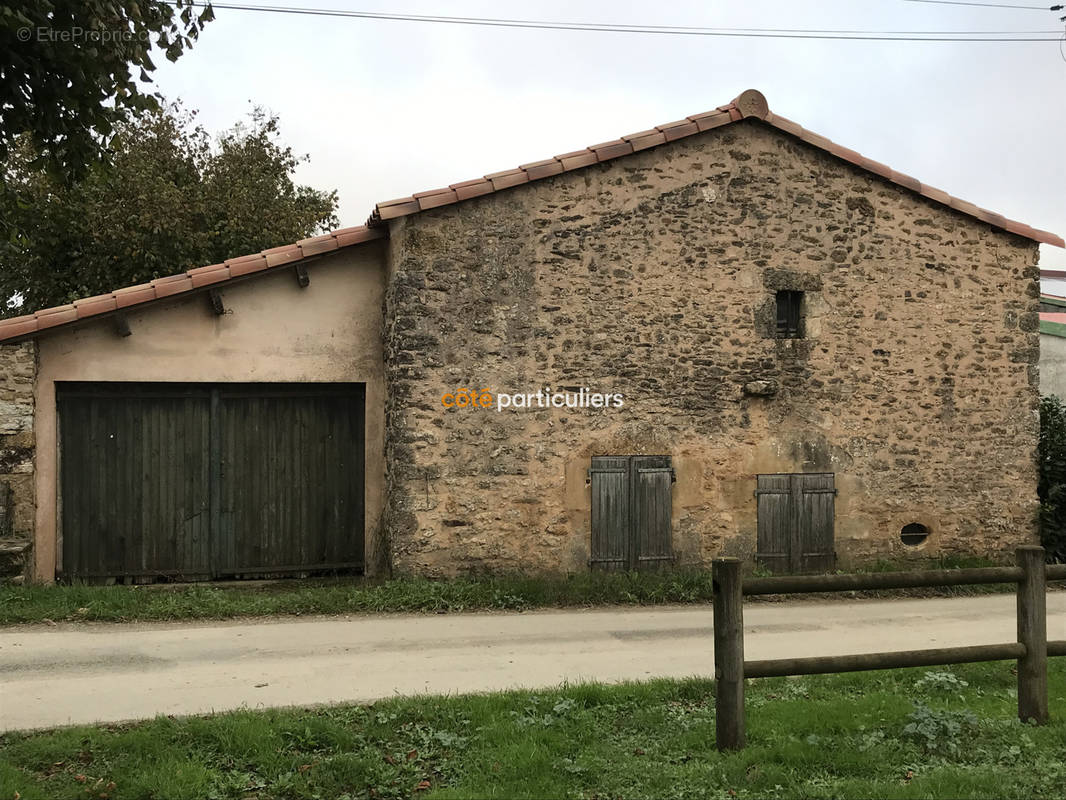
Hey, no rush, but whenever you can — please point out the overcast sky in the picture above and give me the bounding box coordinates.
[149,0,1066,282]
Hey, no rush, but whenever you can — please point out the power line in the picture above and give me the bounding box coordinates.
[189,2,1062,41]
[901,0,1056,9]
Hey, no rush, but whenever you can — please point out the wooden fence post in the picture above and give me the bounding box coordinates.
[1016,545,1048,724]
[713,557,745,751]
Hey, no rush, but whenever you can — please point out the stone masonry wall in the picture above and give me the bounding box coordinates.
[383,118,1041,576]
[0,341,36,582]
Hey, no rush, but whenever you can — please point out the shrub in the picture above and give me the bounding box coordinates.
[1039,396,1066,562]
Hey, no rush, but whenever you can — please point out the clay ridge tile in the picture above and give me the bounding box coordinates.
[360,86,1055,247]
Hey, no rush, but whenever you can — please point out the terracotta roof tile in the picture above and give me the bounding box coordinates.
[113,284,156,309]
[188,264,230,288]
[520,159,565,180]
[589,140,634,161]
[860,157,894,181]
[920,184,952,206]
[377,198,421,220]
[415,189,459,211]
[35,305,78,329]
[687,109,733,132]
[450,178,495,201]
[0,315,38,339]
[3,88,1059,344]
[486,169,529,191]
[153,275,194,298]
[622,129,668,151]
[73,294,118,317]
[556,149,598,171]
[263,245,303,268]
[890,171,922,194]
[297,234,341,257]
[658,120,700,141]
[226,254,268,278]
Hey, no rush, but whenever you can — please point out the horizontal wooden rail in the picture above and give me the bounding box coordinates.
[742,566,1023,595]
[713,546,1058,752]
[745,643,1026,679]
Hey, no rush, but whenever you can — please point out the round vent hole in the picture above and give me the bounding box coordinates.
[900,523,929,547]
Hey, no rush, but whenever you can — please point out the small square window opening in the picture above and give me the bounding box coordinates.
[775,290,804,338]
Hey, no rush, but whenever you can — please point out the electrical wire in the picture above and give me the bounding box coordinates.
[188,2,1063,41]
[901,0,1055,9]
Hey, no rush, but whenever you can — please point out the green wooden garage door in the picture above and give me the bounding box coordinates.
[58,383,365,580]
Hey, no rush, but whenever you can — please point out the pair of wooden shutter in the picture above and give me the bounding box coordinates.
[589,455,674,570]
[755,473,836,574]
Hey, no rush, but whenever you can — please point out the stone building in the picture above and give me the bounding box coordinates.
[0,90,1061,584]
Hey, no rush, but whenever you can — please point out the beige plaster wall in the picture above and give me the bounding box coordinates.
[32,243,386,582]
[1040,333,1066,399]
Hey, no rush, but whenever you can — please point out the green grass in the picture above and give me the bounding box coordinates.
[0,557,1029,626]
[1,661,1063,799]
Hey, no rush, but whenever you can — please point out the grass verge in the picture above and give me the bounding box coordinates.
[1,661,1063,799]
[0,557,1033,626]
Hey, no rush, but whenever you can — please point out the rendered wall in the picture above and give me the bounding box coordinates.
[31,243,386,583]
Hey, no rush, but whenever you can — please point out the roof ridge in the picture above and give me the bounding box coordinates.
[1,88,1060,344]
[366,88,1063,251]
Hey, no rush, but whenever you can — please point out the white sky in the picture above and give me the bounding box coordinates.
[148,0,1066,276]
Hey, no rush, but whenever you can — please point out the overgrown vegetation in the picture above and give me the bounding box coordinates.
[1,662,1063,799]
[0,557,1024,626]
[1039,395,1066,562]
[1,101,338,314]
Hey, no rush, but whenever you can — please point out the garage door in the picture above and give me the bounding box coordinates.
[57,383,365,580]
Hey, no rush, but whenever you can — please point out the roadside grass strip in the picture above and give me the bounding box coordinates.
[1,661,1063,799]
[0,557,1022,626]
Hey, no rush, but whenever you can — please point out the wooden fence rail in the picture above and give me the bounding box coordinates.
[712,545,1064,751]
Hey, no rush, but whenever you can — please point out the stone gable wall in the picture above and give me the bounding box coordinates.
[0,341,36,582]
[383,119,1040,576]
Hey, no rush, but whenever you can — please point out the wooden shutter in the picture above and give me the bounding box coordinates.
[590,455,674,570]
[633,456,673,568]
[590,456,629,570]
[795,473,836,573]
[756,473,836,574]
[755,474,792,574]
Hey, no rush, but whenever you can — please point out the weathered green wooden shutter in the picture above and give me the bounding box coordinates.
[590,455,673,570]
[756,473,836,574]
[795,473,835,573]
[755,474,792,574]
[590,456,629,571]
[633,456,673,568]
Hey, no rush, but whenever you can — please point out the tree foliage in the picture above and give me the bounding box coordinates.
[0,102,339,313]
[1038,395,1066,562]
[0,1,214,177]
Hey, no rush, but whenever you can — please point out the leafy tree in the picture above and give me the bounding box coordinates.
[0,102,339,312]
[0,1,214,177]
[1038,395,1066,562]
